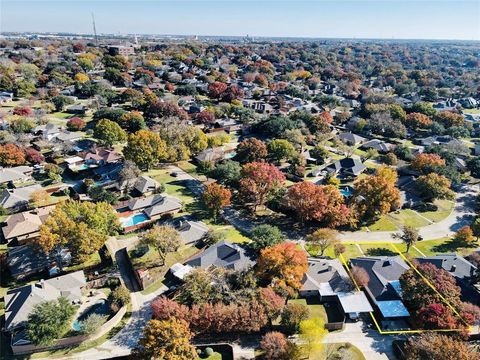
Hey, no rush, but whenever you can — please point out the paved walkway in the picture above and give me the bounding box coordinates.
[338,184,478,242]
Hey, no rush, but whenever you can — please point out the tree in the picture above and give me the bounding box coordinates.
[435,110,465,128]
[299,317,327,359]
[471,218,480,240]
[79,313,108,335]
[256,242,308,296]
[351,266,370,287]
[208,81,228,98]
[51,95,74,111]
[0,143,25,166]
[393,226,419,253]
[411,153,446,174]
[195,110,215,125]
[239,162,285,211]
[268,139,297,164]
[124,130,167,170]
[284,182,349,227]
[454,226,475,243]
[44,163,63,183]
[93,119,127,147]
[67,117,86,131]
[118,160,141,191]
[250,224,285,251]
[137,318,198,360]
[38,201,120,262]
[414,303,458,330]
[258,287,285,324]
[151,296,189,321]
[108,285,130,312]
[260,332,290,360]
[118,111,145,133]
[334,242,346,257]
[306,228,338,256]
[208,160,241,186]
[416,173,454,202]
[30,189,50,205]
[141,225,181,266]
[400,262,461,311]
[405,112,432,129]
[236,138,268,163]
[352,166,401,221]
[405,333,478,360]
[27,297,76,345]
[24,148,44,164]
[10,116,35,133]
[310,111,333,134]
[280,302,310,333]
[202,183,231,223]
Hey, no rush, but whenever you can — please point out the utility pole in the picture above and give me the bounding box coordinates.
[91,12,98,46]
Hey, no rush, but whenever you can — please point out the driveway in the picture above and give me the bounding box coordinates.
[338,184,478,242]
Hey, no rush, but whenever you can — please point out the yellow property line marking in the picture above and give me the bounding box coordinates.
[339,242,473,335]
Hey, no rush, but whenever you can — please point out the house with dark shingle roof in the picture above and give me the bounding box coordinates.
[171,217,209,245]
[186,240,254,271]
[133,176,161,196]
[338,132,366,146]
[360,139,393,154]
[416,254,479,304]
[326,157,366,177]
[350,256,410,324]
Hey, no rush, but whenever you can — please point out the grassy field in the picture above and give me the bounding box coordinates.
[364,216,398,231]
[387,209,430,228]
[419,200,454,223]
[414,237,479,257]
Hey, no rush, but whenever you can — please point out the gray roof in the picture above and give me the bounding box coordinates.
[338,132,366,145]
[134,176,160,194]
[301,258,352,295]
[141,195,182,218]
[173,218,209,245]
[186,240,254,271]
[128,194,180,212]
[350,256,410,301]
[361,139,393,153]
[327,157,366,176]
[0,166,33,184]
[416,254,477,280]
[4,270,86,331]
[195,148,225,162]
[0,184,42,209]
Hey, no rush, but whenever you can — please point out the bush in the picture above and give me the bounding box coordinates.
[108,285,130,312]
[78,313,108,334]
[204,347,214,357]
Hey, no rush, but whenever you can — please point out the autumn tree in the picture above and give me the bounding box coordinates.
[151,296,189,321]
[235,138,268,163]
[124,130,167,170]
[117,111,145,133]
[24,148,44,164]
[351,266,370,287]
[268,139,297,164]
[30,189,50,205]
[416,173,454,202]
[37,201,120,262]
[435,110,465,128]
[260,332,290,360]
[404,112,432,129]
[352,166,401,221]
[66,117,86,131]
[414,303,458,330]
[306,228,338,256]
[310,111,333,134]
[202,183,231,223]
[299,317,327,359]
[280,302,310,333]
[137,318,198,360]
[284,181,349,227]
[93,119,127,147]
[393,226,419,253]
[195,110,215,125]
[454,226,475,243]
[258,287,285,324]
[250,224,285,251]
[140,225,181,266]
[239,162,285,211]
[208,81,228,99]
[405,333,478,360]
[0,143,26,166]
[411,153,445,174]
[256,242,308,296]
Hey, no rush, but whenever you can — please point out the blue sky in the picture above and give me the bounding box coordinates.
[1,1,479,40]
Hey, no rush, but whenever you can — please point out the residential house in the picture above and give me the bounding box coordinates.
[195,147,226,163]
[172,217,209,245]
[122,194,182,225]
[0,184,42,212]
[4,271,86,333]
[185,240,254,271]
[133,176,161,196]
[84,148,122,167]
[416,254,479,304]
[66,104,89,115]
[338,133,366,146]
[32,123,62,141]
[0,166,33,187]
[350,256,411,329]
[326,157,367,177]
[7,245,71,280]
[360,139,393,154]
[300,258,373,321]
[2,206,54,243]
[419,135,463,148]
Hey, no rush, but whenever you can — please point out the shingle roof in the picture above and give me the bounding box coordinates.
[2,206,54,240]
[0,166,33,184]
[0,184,42,209]
[174,218,209,245]
[416,254,477,280]
[134,176,160,194]
[186,240,254,271]
[301,258,352,294]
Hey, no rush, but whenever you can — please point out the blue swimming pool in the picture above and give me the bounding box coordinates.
[120,213,149,227]
[72,299,110,331]
[225,152,237,159]
[340,186,354,197]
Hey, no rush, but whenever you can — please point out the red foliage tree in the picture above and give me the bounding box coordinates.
[222,85,245,102]
[67,117,86,131]
[239,162,285,211]
[260,332,290,360]
[405,112,432,129]
[415,303,458,330]
[208,81,228,99]
[236,138,268,163]
[24,148,44,164]
[258,287,285,323]
[13,106,33,117]
[151,296,189,321]
[195,110,215,125]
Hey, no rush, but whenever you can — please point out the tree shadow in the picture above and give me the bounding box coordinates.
[431,239,478,253]
[366,248,398,256]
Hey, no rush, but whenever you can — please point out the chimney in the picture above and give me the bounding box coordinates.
[36,279,45,289]
[451,265,457,272]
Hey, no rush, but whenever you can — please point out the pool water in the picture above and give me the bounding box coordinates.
[225,152,237,159]
[120,213,149,227]
[72,299,110,331]
[340,186,354,197]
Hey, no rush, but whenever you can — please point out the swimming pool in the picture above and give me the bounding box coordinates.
[340,186,354,197]
[225,152,237,159]
[72,299,110,331]
[120,213,149,227]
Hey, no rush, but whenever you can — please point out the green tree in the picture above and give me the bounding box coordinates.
[78,314,108,335]
[250,224,285,251]
[140,225,181,266]
[93,119,127,147]
[27,297,76,345]
[124,130,167,170]
[268,139,297,164]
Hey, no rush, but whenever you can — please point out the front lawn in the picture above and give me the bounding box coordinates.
[414,237,478,257]
[364,216,398,231]
[418,199,454,223]
[387,209,430,228]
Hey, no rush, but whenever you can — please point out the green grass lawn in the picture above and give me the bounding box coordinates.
[204,352,222,360]
[418,200,454,223]
[324,343,366,360]
[145,168,198,206]
[287,298,328,323]
[364,216,398,231]
[414,237,479,257]
[387,209,430,228]
[341,244,363,261]
[63,252,101,273]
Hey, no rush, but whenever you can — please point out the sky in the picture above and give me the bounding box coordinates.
[1,1,479,40]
